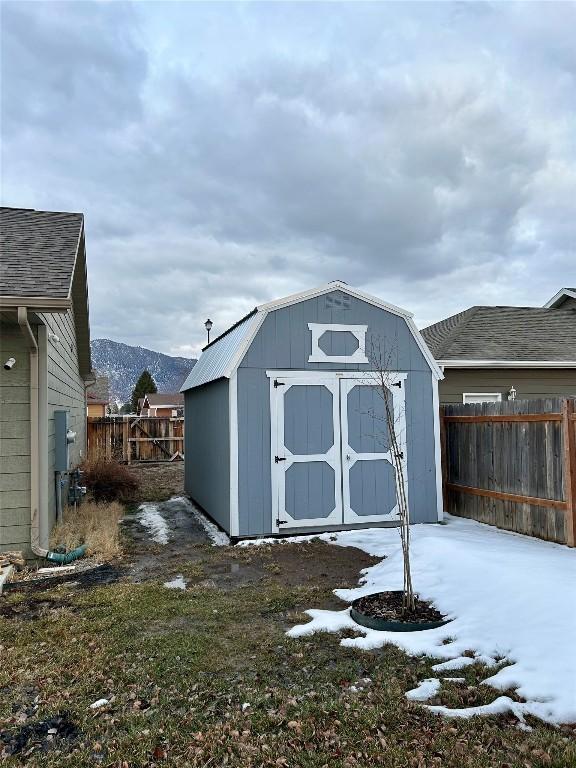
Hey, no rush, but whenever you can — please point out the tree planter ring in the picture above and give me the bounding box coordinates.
[350,591,451,633]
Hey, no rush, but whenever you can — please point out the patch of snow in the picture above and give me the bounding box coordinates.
[164,575,186,590]
[442,677,466,683]
[406,678,441,701]
[432,656,480,672]
[168,497,230,546]
[236,533,322,548]
[137,503,170,544]
[89,698,109,709]
[425,695,531,723]
[242,702,251,711]
[286,514,576,725]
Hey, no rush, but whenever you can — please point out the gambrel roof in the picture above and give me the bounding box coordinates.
[181,281,442,391]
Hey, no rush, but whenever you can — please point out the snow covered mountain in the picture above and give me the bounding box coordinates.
[90,338,196,406]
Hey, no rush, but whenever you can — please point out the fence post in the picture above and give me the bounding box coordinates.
[122,417,129,463]
[562,398,576,547]
[440,405,448,514]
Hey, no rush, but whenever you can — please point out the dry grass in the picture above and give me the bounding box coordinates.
[50,500,124,560]
[81,458,139,502]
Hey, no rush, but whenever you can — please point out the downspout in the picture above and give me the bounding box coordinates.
[17,307,86,564]
[17,307,47,558]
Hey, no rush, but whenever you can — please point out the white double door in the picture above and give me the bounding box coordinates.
[269,371,408,532]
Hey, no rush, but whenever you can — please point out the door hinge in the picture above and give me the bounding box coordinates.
[274,455,286,463]
[276,519,288,526]
[273,379,285,388]
[396,451,404,460]
[392,380,402,388]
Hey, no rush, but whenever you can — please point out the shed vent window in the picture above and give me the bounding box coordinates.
[308,323,368,364]
[325,293,351,310]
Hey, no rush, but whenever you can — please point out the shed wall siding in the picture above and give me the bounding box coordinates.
[184,380,230,533]
[237,293,438,536]
[439,368,576,404]
[0,321,31,549]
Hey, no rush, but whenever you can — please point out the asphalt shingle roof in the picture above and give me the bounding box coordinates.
[144,393,184,406]
[0,207,84,298]
[421,306,576,361]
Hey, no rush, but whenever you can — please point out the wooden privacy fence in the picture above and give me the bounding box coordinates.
[440,397,576,546]
[87,416,184,463]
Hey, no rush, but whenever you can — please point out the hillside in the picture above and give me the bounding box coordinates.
[90,338,196,406]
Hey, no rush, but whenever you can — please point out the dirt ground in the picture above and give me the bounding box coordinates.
[122,464,375,600]
[127,461,185,502]
[1,467,574,767]
[121,496,377,606]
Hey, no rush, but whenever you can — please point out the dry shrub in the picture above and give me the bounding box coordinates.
[50,500,124,559]
[82,458,139,502]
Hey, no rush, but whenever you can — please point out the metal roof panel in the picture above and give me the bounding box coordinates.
[180,313,260,391]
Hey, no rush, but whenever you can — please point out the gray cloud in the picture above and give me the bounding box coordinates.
[1,1,574,355]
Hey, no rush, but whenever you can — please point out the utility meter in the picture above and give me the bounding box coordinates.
[55,411,75,471]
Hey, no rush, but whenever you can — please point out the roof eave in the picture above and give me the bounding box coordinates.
[543,289,576,308]
[69,226,92,378]
[439,359,576,368]
[256,280,414,319]
[0,296,72,312]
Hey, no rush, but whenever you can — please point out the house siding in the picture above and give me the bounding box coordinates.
[0,307,87,555]
[184,379,230,532]
[439,368,576,404]
[237,291,439,536]
[40,307,87,542]
[0,319,31,549]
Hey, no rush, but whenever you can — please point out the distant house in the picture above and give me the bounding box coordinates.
[0,207,92,557]
[86,375,110,417]
[139,392,184,417]
[421,287,576,404]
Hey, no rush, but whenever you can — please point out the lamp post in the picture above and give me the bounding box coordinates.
[204,318,213,345]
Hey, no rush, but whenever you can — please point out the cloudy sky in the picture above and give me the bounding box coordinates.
[2,1,575,357]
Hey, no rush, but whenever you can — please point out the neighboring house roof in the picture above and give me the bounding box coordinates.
[0,207,84,298]
[87,392,108,406]
[0,206,91,376]
[421,305,576,365]
[544,287,576,309]
[181,281,442,391]
[87,375,109,403]
[143,392,184,407]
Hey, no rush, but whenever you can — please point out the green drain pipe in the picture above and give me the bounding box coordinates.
[45,545,88,565]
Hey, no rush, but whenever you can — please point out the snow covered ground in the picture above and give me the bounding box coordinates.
[137,503,171,544]
[164,574,187,590]
[136,497,230,547]
[245,515,576,725]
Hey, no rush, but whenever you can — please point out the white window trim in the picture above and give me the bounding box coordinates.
[308,322,368,364]
[462,392,503,404]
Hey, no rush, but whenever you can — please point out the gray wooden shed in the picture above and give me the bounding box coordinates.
[181,281,443,539]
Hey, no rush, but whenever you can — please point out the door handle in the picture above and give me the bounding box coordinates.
[346,454,351,461]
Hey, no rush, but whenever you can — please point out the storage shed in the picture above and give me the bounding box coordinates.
[181,282,443,539]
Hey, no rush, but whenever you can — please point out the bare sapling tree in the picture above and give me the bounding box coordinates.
[367,340,415,613]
